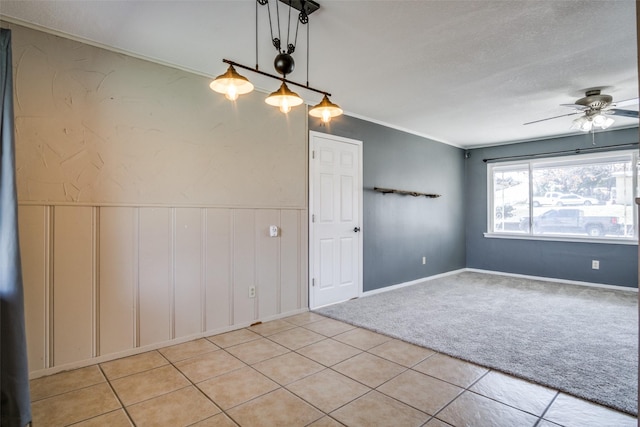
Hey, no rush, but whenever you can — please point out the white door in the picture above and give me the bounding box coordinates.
[309,131,362,309]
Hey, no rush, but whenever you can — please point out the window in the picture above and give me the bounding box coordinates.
[487,150,638,242]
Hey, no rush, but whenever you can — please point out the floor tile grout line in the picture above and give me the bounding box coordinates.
[29,364,111,403]
[372,371,457,418]
[282,367,372,419]
[100,350,172,382]
[298,318,358,335]
[325,389,383,421]
[112,356,193,407]
[463,381,555,419]
[190,379,245,427]
[98,363,137,426]
[288,314,329,328]
[421,365,492,425]
[115,346,225,423]
[364,343,439,369]
[158,337,222,363]
[251,359,325,389]
[324,362,402,394]
[536,391,561,425]
[64,408,133,427]
[426,366,551,427]
[29,379,106,404]
[172,345,271,427]
[295,334,365,358]
[205,330,262,349]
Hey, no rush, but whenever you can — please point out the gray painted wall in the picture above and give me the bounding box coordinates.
[465,128,638,288]
[310,117,466,292]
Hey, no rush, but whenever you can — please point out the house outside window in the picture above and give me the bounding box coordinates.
[487,150,638,243]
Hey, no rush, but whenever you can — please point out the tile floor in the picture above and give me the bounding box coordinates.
[30,312,637,427]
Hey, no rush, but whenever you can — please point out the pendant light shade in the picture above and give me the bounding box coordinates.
[309,94,343,123]
[265,81,304,113]
[210,65,254,101]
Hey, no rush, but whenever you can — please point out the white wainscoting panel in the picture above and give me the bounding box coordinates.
[281,210,302,313]
[19,204,307,375]
[204,208,232,331]
[99,207,137,355]
[174,208,203,338]
[232,210,257,325]
[52,206,95,366]
[256,210,280,319]
[18,205,48,371]
[138,208,172,346]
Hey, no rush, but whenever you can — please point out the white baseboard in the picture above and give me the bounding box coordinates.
[28,307,309,379]
[361,268,467,297]
[464,268,638,293]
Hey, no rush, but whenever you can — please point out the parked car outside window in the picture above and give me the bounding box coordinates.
[554,194,599,206]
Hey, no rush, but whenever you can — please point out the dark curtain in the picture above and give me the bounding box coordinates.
[0,28,31,427]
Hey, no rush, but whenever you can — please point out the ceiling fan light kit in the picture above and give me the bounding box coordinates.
[593,114,615,129]
[570,113,615,132]
[210,0,342,122]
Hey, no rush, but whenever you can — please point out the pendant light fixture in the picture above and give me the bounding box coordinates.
[210,0,342,121]
[309,94,343,123]
[265,81,304,113]
[209,65,254,100]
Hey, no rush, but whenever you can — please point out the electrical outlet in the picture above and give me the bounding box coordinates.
[249,286,256,298]
[269,225,278,237]
[422,256,426,265]
[592,260,600,270]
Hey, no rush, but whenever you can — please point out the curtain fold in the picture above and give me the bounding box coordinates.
[0,28,32,427]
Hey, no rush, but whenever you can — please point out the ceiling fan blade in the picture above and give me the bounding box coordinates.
[523,111,581,125]
[608,109,639,118]
[612,97,639,108]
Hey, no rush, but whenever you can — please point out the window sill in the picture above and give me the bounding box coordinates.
[483,232,638,245]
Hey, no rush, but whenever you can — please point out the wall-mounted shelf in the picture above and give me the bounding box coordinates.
[374,187,441,198]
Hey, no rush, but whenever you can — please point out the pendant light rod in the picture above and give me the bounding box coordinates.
[223,58,331,97]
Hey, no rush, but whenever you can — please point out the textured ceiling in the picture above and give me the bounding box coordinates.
[1,0,638,148]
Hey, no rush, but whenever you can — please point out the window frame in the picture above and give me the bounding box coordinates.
[485,149,638,245]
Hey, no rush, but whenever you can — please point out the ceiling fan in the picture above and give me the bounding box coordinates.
[524,89,639,132]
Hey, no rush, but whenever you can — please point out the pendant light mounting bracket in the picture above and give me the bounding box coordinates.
[223,58,331,97]
[278,0,320,19]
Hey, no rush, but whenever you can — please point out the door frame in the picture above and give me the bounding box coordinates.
[308,130,363,309]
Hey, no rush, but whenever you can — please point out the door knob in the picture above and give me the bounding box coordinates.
[353,227,361,232]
